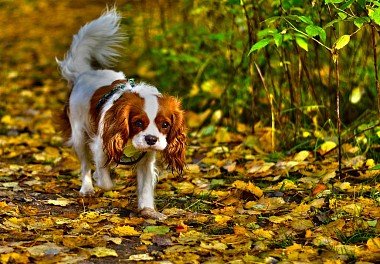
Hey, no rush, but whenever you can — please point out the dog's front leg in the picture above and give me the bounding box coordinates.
[136,152,167,220]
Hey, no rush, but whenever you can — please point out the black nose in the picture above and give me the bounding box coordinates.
[145,135,158,146]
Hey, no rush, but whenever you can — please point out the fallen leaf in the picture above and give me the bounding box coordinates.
[26,242,63,257]
[128,253,154,261]
[143,226,170,235]
[45,198,74,207]
[294,150,310,161]
[88,247,118,258]
[232,180,263,198]
[112,225,140,237]
[312,183,328,196]
[200,241,228,251]
[367,237,380,252]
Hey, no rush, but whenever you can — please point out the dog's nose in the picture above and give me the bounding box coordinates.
[145,135,158,146]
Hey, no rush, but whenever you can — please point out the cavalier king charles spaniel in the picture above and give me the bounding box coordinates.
[57,9,186,220]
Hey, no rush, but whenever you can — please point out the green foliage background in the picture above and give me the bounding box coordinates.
[117,0,380,156]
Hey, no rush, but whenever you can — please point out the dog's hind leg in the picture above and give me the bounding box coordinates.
[70,122,94,195]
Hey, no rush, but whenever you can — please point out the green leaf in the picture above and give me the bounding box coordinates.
[299,16,314,25]
[325,0,345,3]
[305,25,326,42]
[249,38,271,54]
[338,12,347,20]
[273,33,283,47]
[370,164,380,170]
[354,17,370,28]
[334,35,350,50]
[143,226,170,235]
[340,0,354,9]
[257,28,278,38]
[295,37,308,51]
[369,8,380,26]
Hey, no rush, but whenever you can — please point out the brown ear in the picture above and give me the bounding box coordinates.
[163,99,186,173]
[102,104,130,165]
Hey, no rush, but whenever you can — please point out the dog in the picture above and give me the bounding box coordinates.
[57,9,186,220]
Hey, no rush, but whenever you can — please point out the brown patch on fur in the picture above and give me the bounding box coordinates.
[158,95,187,173]
[89,79,129,134]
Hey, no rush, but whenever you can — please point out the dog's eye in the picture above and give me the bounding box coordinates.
[134,120,143,128]
[162,122,170,129]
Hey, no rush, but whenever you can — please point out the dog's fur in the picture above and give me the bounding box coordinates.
[57,9,186,220]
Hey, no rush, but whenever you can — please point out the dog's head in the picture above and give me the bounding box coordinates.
[95,82,186,172]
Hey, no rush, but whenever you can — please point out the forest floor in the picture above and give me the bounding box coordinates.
[1,1,380,263]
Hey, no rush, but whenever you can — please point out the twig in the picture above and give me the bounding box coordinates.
[371,24,380,117]
[254,61,276,151]
[335,56,342,177]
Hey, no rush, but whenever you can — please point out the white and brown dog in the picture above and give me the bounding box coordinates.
[57,9,186,220]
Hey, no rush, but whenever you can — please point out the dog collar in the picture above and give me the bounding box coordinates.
[96,78,136,111]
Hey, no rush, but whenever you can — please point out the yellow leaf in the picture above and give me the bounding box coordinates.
[366,159,375,168]
[252,228,274,239]
[334,34,350,50]
[232,180,263,197]
[89,247,118,258]
[247,162,275,174]
[1,115,12,125]
[367,237,380,252]
[200,241,227,251]
[294,150,310,161]
[269,214,292,223]
[291,219,314,231]
[174,182,195,194]
[80,212,107,223]
[103,191,120,198]
[341,203,363,217]
[350,87,363,104]
[214,215,232,225]
[319,141,337,154]
[45,198,74,207]
[112,225,140,237]
[128,254,154,261]
[186,164,200,174]
[1,253,29,264]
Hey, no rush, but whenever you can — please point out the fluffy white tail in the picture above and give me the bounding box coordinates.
[57,9,123,83]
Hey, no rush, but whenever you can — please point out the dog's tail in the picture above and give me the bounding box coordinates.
[57,8,123,83]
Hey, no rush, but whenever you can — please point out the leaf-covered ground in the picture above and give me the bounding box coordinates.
[1,1,380,263]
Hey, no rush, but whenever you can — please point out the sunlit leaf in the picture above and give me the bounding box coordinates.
[369,8,380,26]
[349,87,363,104]
[112,226,140,237]
[334,35,350,50]
[232,180,263,197]
[295,37,308,51]
[367,237,380,252]
[128,254,154,261]
[45,198,74,207]
[294,150,310,161]
[89,247,118,258]
[249,38,271,54]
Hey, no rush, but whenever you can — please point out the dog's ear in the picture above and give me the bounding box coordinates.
[102,104,130,165]
[162,98,186,173]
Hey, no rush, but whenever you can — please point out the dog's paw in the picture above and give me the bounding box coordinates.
[93,171,114,190]
[79,184,95,196]
[140,207,167,221]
